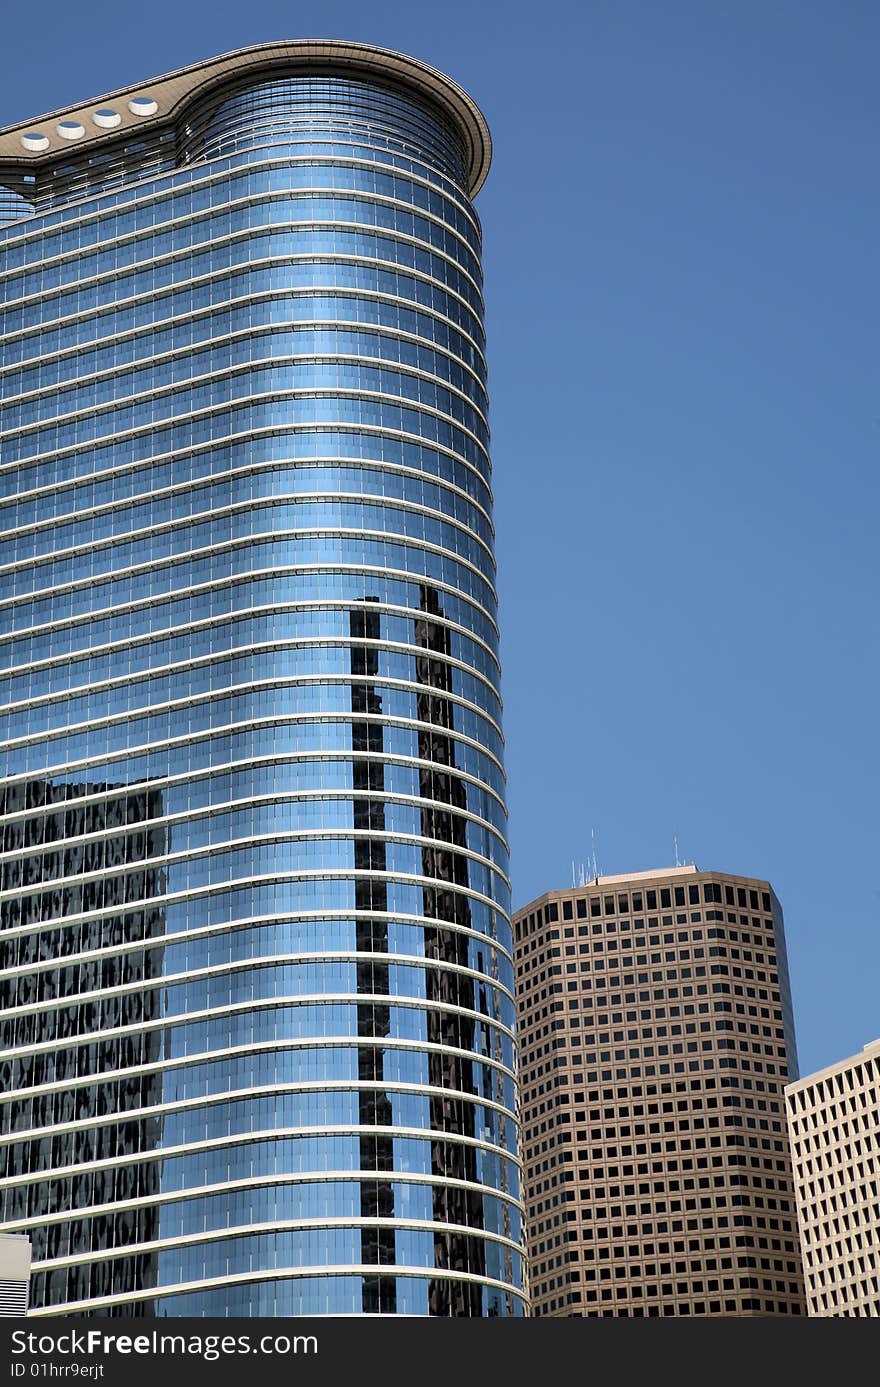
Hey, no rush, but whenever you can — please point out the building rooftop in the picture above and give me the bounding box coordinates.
[0,39,492,195]
[512,864,784,919]
[786,1036,880,1096]
[514,864,701,913]
[590,864,699,886]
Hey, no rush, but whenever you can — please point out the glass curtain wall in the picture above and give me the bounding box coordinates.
[0,59,524,1316]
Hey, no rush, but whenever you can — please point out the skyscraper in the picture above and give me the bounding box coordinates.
[786,1038,880,1316]
[0,41,523,1317]
[513,866,805,1316]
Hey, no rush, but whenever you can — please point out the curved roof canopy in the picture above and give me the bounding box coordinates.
[0,39,492,195]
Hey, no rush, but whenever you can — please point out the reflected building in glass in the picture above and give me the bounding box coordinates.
[0,42,524,1316]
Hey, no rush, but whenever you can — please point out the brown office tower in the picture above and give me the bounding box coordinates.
[513,865,806,1316]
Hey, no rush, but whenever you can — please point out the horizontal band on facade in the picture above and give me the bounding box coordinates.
[0,1029,517,1109]
[0,278,487,394]
[0,556,498,658]
[0,780,507,856]
[0,658,503,756]
[0,1074,518,1150]
[1,672,502,747]
[0,870,511,954]
[2,343,488,446]
[0,1119,522,1194]
[5,429,485,538]
[0,487,494,600]
[0,238,484,365]
[0,842,510,922]
[0,416,491,525]
[0,630,502,723]
[26,1261,527,1318]
[0,742,506,839]
[0,940,516,1025]
[0,184,483,302]
[0,941,515,1006]
[1,913,514,997]
[1,627,502,714]
[0,776,509,864]
[0,138,480,249]
[1,900,513,979]
[0,872,514,949]
[0,454,494,590]
[1,446,494,549]
[0,844,510,911]
[0,171,483,287]
[0,1168,524,1240]
[4,313,487,441]
[28,1213,524,1278]
[3,283,485,382]
[0,270,487,387]
[0,989,515,1071]
[2,375,489,500]
[0,818,510,897]
[0,615,502,726]
[0,163,480,302]
[0,701,505,791]
[4,376,492,485]
[0,656,505,755]
[1,723,503,809]
[1,932,513,1009]
[1,736,504,831]
[0,773,507,871]
[0,204,484,323]
[0,356,491,475]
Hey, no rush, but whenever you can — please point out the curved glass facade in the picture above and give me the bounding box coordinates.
[0,49,525,1316]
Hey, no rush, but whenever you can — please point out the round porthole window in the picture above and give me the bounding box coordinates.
[128,96,158,117]
[20,131,50,152]
[93,108,121,129]
[57,120,85,140]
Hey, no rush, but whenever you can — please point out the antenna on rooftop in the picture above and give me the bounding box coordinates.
[674,834,681,868]
[591,828,600,880]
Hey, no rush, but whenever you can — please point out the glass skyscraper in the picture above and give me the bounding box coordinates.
[0,41,524,1316]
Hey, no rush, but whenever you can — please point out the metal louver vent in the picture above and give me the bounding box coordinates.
[0,1278,28,1316]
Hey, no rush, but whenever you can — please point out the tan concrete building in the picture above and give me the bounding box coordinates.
[785,1039,880,1316]
[514,865,806,1316]
[0,1234,30,1316]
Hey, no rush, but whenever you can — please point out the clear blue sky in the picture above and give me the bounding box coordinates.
[1,0,876,1078]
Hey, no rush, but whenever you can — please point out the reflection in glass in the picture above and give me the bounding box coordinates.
[349,599,396,1313]
[416,585,487,1315]
[0,780,166,1313]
